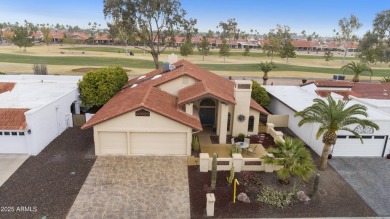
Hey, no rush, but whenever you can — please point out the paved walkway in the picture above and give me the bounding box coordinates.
[67,156,190,219]
[0,154,29,187]
[329,157,390,217]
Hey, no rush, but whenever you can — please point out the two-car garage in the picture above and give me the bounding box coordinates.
[97,131,188,156]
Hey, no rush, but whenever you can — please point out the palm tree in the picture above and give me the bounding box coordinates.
[295,95,379,170]
[259,61,278,85]
[341,61,373,82]
[262,137,315,185]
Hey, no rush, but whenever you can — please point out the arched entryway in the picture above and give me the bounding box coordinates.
[199,98,216,127]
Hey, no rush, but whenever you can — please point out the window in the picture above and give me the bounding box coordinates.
[0,132,2,135]
[374,136,385,139]
[135,109,150,117]
[361,136,372,139]
[248,115,254,132]
[337,135,347,139]
[4,132,10,136]
[19,132,25,136]
[227,113,231,131]
[11,132,17,136]
[349,136,358,139]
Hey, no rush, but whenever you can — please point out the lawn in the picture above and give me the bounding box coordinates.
[0,52,387,77]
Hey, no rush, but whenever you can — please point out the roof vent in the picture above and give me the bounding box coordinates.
[151,74,162,80]
[163,62,170,72]
[130,84,137,88]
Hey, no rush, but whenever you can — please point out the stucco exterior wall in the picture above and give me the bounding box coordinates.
[157,75,197,96]
[232,80,252,136]
[267,115,289,127]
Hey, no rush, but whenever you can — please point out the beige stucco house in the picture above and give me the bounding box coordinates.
[82,60,269,156]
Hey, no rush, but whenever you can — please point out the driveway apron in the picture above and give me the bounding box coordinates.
[329,157,390,217]
[67,156,190,219]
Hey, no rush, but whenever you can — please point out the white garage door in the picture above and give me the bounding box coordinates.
[99,132,127,155]
[130,132,186,155]
[333,135,387,157]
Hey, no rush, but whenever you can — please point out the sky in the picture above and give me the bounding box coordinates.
[0,0,389,37]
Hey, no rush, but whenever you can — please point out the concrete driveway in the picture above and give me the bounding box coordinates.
[0,154,29,187]
[329,157,390,217]
[67,156,190,219]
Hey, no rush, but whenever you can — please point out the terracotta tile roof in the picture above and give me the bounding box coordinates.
[314,81,390,100]
[0,108,29,130]
[315,80,353,88]
[250,99,270,115]
[0,82,15,94]
[291,40,312,48]
[82,60,252,131]
[94,34,110,41]
[51,32,64,39]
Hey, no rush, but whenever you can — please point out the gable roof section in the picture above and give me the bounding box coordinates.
[83,60,239,130]
[82,86,202,131]
[0,108,29,130]
[0,82,15,94]
[250,99,270,115]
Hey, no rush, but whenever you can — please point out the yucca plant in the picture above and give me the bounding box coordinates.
[262,137,315,184]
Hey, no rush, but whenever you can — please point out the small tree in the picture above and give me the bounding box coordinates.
[262,137,316,184]
[219,38,230,62]
[258,61,278,85]
[243,46,250,56]
[279,41,296,63]
[13,20,35,52]
[324,51,333,65]
[180,39,193,57]
[78,66,128,108]
[251,80,270,106]
[40,25,52,49]
[341,61,373,82]
[197,36,210,60]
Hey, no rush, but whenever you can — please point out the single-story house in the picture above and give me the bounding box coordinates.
[265,81,390,157]
[82,59,269,156]
[0,75,82,155]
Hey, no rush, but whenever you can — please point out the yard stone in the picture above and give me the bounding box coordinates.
[297,191,310,202]
[237,192,250,203]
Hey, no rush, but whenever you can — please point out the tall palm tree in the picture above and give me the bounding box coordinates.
[262,137,315,184]
[259,61,278,85]
[295,95,379,170]
[341,61,373,82]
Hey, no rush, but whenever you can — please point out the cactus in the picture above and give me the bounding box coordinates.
[310,173,320,198]
[211,153,217,190]
[193,135,200,152]
[226,165,235,185]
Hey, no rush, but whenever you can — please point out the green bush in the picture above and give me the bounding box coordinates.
[192,135,200,152]
[228,144,242,157]
[251,80,271,106]
[257,187,295,208]
[237,133,246,142]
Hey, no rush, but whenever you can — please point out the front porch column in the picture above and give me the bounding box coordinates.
[218,103,228,144]
[185,103,193,115]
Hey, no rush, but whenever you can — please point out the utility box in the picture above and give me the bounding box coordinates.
[206,193,216,216]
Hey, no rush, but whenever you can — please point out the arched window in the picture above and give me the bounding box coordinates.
[135,109,150,117]
[227,113,231,131]
[248,115,254,132]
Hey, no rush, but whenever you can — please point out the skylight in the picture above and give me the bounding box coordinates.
[151,75,162,80]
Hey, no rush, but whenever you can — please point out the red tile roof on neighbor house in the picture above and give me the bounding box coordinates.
[0,108,29,130]
[82,60,267,130]
[314,80,353,88]
[0,82,16,94]
[314,81,390,100]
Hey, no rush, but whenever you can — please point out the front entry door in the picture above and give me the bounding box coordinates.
[199,108,215,126]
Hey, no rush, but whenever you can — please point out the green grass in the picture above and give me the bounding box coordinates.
[63,46,358,61]
[0,53,157,69]
[0,53,388,77]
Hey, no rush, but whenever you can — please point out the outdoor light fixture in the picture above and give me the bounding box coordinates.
[27,129,31,134]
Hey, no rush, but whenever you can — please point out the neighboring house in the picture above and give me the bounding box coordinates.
[0,75,82,155]
[265,80,390,157]
[82,59,269,156]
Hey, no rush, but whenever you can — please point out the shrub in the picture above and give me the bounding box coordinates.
[226,165,235,185]
[211,153,217,190]
[240,172,262,192]
[0,72,5,75]
[192,135,200,152]
[257,187,295,208]
[33,64,48,75]
[237,133,245,142]
[251,80,271,106]
[228,144,242,157]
